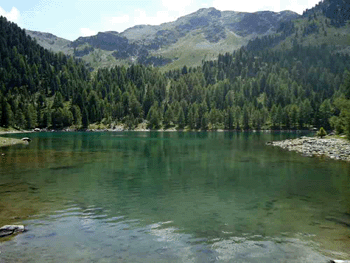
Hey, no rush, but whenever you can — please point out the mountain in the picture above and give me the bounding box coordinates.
[25,30,72,55]
[26,7,299,70]
[2,10,350,134]
[245,0,350,54]
[303,0,350,27]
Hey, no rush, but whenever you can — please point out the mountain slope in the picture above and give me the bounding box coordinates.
[25,29,72,55]
[26,7,299,70]
[246,0,350,54]
[2,13,350,136]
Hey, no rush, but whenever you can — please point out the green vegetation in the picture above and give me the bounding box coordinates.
[157,31,246,72]
[317,127,327,138]
[1,0,350,135]
[328,70,350,139]
[0,137,26,147]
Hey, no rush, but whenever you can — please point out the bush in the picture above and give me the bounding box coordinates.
[317,127,327,138]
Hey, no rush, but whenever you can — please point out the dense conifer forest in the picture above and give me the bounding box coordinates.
[1,0,350,134]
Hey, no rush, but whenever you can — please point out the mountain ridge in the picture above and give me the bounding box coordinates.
[25,7,299,70]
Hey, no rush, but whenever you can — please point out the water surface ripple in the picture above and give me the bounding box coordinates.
[0,132,349,262]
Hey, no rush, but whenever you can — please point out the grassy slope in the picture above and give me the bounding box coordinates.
[155,30,247,71]
[26,30,73,55]
[75,30,247,71]
[28,14,350,71]
[82,49,121,69]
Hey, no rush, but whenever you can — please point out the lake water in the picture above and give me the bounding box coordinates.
[0,131,349,262]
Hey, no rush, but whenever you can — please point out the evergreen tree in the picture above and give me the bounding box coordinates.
[1,101,13,128]
[26,104,37,129]
[82,108,89,128]
[164,106,174,128]
[177,107,185,129]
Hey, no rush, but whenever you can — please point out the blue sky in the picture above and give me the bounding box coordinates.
[1,0,321,41]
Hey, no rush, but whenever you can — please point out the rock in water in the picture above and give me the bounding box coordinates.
[21,137,31,142]
[0,225,25,237]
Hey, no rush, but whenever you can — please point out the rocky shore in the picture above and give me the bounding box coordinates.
[0,137,27,148]
[267,136,350,161]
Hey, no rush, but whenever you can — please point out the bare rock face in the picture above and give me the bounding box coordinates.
[26,7,299,69]
[0,225,25,237]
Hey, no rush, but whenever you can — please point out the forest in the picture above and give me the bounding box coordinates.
[1,1,350,135]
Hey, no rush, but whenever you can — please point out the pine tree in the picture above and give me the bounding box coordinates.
[82,108,89,128]
[177,107,185,129]
[164,106,174,128]
[26,104,37,129]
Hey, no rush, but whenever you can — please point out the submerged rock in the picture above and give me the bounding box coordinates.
[325,216,350,228]
[0,225,25,237]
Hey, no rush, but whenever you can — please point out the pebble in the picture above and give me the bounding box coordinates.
[267,137,350,162]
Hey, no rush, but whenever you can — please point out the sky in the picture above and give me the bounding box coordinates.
[0,0,321,41]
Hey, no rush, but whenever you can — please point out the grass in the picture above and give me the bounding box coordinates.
[0,127,19,133]
[29,13,350,73]
[78,30,247,72]
[156,30,246,71]
[26,30,73,55]
[0,137,26,147]
[324,134,349,141]
[82,49,122,70]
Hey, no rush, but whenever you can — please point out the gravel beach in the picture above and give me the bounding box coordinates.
[267,136,350,161]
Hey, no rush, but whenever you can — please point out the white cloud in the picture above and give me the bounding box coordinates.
[285,0,304,14]
[109,14,130,25]
[134,9,174,26]
[0,6,20,23]
[131,0,204,28]
[284,0,321,14]
[100,10,175,33]
[80,28,97,37]
[100,1,213,33]
[161,0,194,13]
[161,0,206,19]
[102,14,131,32]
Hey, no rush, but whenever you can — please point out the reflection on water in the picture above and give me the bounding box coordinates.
[0,205,330,263]
[0,132,349,262]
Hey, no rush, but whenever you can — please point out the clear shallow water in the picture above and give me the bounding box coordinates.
[0,132,349,262]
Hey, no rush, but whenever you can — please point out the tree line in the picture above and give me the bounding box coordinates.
[0,15,350,136]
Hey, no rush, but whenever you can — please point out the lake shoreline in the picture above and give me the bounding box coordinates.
[267,136,350,162]
[0,130,34,147]
[0,130,34,135]
[0,127,315,133]
[0,137,28,148]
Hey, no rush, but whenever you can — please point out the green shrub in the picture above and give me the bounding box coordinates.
[317,127,327,138]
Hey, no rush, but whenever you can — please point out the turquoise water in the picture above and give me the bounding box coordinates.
[0,132,349,262]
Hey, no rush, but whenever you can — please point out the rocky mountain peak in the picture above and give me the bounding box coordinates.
[25,7,300,69]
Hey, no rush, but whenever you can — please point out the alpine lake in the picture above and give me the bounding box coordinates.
[0,131,349,262]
